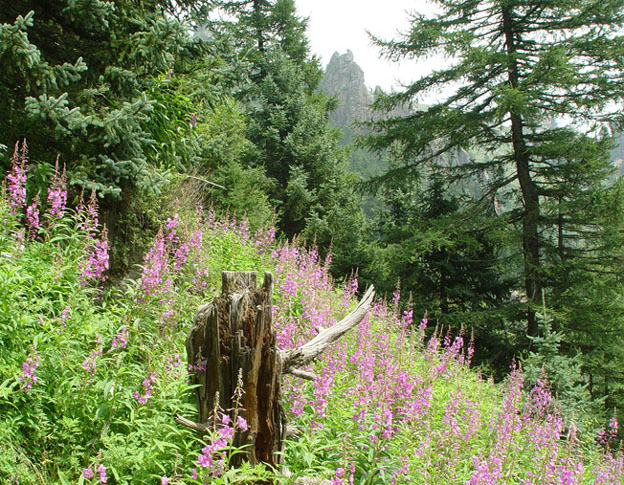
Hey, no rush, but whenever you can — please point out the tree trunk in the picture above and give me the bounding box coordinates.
[186,271,284,468]
[502,6,541,337]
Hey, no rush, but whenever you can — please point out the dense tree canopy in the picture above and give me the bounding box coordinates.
[364,0,624,403]
[0,0,367,275]
[0,0,208,198]
[206,0,367,254]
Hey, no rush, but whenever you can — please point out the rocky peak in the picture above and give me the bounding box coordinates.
[319,50,372,128]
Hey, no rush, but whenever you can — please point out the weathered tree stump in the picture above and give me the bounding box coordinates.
[179,270,375,471]
[185,271,282,467]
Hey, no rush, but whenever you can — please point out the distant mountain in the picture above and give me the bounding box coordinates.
[319,50,373,131]
[319,51,385,182]
[319,51,479,187]
[610,131,624,178]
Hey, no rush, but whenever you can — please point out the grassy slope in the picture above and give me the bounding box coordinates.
[0,163,623,484]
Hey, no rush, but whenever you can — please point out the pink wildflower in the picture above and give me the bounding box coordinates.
[236,415,248,431]
[25,193,40,237]
[134,373,156,404]
[80,227,109,285]
[47,158,67,219]
[6,141,28,215]
[97,464,107,483]
[19,352,40,390]
[109,328,129,351]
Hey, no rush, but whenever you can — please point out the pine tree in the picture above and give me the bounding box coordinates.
[215,0,314,74]
[364,0,624,338]
[523,304,602,433]
[370,171,516,372]
[210,0,366,252]
[0,1,205,199]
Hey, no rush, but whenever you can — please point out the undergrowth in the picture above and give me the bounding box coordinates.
[1,143,623,483]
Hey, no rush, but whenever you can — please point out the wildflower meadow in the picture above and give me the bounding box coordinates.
[1,143,623,483]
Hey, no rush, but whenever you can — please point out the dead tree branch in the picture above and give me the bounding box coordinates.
[280,285,375,375]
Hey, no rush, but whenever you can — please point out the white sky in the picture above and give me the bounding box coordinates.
[295,0,439,92]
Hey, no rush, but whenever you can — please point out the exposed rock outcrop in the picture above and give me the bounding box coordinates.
[319,50,373,129]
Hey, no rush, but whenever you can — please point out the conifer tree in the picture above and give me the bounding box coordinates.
[0,1,205,199]
[365,0,624,337]
[371,171,516,372]
[210,0,365,251]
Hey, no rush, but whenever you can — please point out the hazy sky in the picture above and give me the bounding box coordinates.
[295,0,437,92]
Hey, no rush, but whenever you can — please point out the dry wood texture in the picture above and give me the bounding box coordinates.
[186,271,283,467]
[184,271,375,470]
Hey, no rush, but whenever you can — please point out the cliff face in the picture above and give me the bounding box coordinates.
[611,131,624,177]
[319,50,373,130]
[319,51,384,205]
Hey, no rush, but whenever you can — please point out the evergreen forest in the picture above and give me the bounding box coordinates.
[1,0,624,483]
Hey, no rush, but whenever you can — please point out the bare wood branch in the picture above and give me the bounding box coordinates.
[184,174,226,190]
[285,424,304,439]
[280,286,375,374]
[289,369,317,381]
[174,414,210,433]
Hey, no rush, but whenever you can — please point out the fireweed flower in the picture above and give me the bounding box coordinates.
[19,352,40,390]
[134,373,156,404]
[165,213,180,241]
[236,415,248,431]
[195,411,249,476]
[80,228,109,285]
[254,226,275,254]
[77,187,99,236]
[97,464,107,483]
[189,229,202,251]
[139,229,168,297]
[25,192,40,238]
[109,327,129,352]
[188,359,207,373]
[82,468,94,479]
[46,158,67,219]
[192,267,210,293]
[82,341,103,382]
[53,305,72,329]
[173,242,189,270]
[6,141,27,215]
[197,436,227,472]
[597,414,619,447]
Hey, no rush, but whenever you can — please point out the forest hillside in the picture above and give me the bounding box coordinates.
[1,0,624,483]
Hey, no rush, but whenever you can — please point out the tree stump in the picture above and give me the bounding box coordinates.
[185,271,284,467]
[180,270,375,472]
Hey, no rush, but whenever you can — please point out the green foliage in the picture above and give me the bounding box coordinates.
[364,0,624,409]
[523,304,603,434]
[189,100,276,231]
[0,2,204,198]
[0,169,276,482]
[365,171,518,374]
[0,215,187,482]
[205,0,367,267]
[0,0,367,281]
[3,160,624,482]
[241,50,356,239]
[4,0,624,476]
